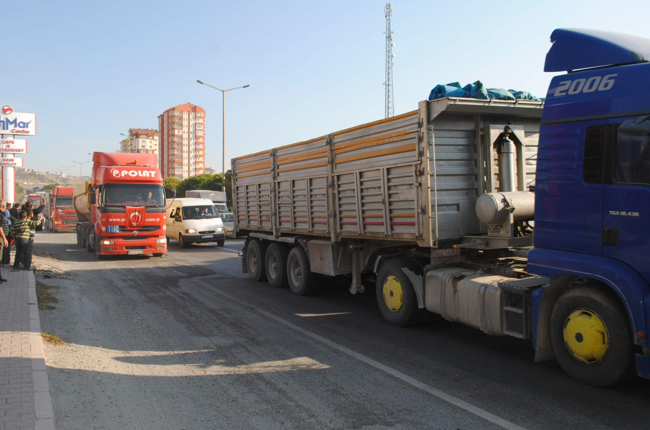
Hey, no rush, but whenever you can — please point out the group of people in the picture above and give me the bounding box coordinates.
[0,199,45,282]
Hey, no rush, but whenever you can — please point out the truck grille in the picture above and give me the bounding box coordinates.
[125,246,146,250]
[118,226,159,233]
[63,219,77,225]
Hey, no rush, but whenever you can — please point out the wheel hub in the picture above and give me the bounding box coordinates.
[383,276,403,312]
[563,309,609,364]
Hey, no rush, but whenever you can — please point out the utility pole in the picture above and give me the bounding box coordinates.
[384,3,394,118]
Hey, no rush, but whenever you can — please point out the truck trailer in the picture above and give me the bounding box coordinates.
[74,152,167,258]
[232,29,650,387]
[47,186,76,232]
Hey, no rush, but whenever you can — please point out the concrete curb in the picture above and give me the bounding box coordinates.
[27,271,56,430]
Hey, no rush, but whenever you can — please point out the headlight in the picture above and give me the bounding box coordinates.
[216,227,223,232]
[155,238,166,244]
[102,240,114,245]
[185,229,196,234]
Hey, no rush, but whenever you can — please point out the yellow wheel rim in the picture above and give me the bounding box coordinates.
[563,309,609,364]
[383,276,403,312]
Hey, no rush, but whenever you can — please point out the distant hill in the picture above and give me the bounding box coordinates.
[0,167,90,200]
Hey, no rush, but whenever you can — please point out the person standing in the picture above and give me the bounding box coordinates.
[10,203,20,219]
[11,210,43,272]
[0,200,9,280]
[1,201,11,266]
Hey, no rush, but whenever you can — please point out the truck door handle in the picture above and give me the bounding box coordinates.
[603,227,619,246]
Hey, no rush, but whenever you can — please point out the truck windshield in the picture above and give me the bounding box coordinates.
[55,198,73,208]
[103,184,165,207]
[215,203,228,213]
[179,205,218,220]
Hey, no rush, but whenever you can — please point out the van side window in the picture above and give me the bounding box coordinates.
[583,126,606,184]
[614,132,650,185]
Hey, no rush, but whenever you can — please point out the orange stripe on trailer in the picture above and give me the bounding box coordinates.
[233,149,271,161]
[276,135,327,151]
[331,110,418,137]
[334,130,414,154]
[276,149,328,164]
[335,144,417,165]
[236,171,271,179]
[390,213,415,218]
[277,161,328,173]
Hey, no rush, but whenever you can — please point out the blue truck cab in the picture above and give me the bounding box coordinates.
[528,28,650,386]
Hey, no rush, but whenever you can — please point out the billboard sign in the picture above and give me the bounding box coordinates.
[0,157,23,167]
[0,139,27,153]
[0,108,36,136]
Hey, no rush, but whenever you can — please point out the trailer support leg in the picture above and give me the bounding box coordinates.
[349,250,365,294]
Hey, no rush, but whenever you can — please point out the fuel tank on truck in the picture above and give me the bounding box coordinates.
[73,181,92,222]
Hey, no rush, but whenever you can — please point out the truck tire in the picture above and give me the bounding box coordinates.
[286,245,316,296]
[265,243,289,288]
[376,259,425,327]
[246,239,268,282]
[179,234,190,249]
[95,236,106,260]
[217,239,225,247]
[549,283,635,387]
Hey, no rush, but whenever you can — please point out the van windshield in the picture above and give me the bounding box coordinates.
[179,205,218,220]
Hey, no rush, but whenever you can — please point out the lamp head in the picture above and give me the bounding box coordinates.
[243,85,250,88]
[197,80,204,85]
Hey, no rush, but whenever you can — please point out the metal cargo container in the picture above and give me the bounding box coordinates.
[232,97,543,246]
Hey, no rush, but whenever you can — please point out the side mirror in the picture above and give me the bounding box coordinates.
[90,193,96,205]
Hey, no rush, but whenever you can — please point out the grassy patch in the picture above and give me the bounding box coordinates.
[41,332,65,345]
[36,280,58,310]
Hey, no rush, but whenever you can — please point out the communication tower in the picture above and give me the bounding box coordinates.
[384,3,394,118]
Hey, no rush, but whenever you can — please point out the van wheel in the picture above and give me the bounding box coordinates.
[265,243,289,288]
[549,283,635,387]
[376,259,425,327]
[179,234,190,248]
[217,239,225,247]
[246,239,267,282]
[286,245,316,296]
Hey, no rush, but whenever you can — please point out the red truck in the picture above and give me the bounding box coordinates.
[47,186,77,232]
[73,152,167,259]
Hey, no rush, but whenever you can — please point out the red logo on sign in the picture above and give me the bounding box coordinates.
[125,206,146,229]
[1,105,13,115]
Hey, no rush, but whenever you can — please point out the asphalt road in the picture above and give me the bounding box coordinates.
[33,232,650,430]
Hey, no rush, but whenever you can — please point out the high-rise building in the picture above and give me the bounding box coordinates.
[158,103,205,179]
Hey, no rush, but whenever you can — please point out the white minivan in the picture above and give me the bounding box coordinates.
[166,198,226,248]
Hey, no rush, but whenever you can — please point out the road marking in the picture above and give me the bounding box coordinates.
[198,280,526,430]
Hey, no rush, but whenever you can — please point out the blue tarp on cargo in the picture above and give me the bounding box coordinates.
[428,80,543,102]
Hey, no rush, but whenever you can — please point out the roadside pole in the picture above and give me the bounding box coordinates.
[0,105,35,201]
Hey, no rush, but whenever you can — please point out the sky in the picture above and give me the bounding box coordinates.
[2,0,650,177]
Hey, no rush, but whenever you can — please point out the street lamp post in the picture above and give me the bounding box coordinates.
[197,80,250,191]
[72,160,91,185]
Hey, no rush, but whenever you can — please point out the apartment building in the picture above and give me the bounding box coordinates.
[121,128,159,155]
[158,103,205,179]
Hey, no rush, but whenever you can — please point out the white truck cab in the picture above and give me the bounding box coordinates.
[165,198,226,248]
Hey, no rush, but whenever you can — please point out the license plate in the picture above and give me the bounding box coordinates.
[128,250,144,255]
[201,235,212,239]
[107,226,119,233]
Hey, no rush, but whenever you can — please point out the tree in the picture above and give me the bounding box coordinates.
[163,177,182,198]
